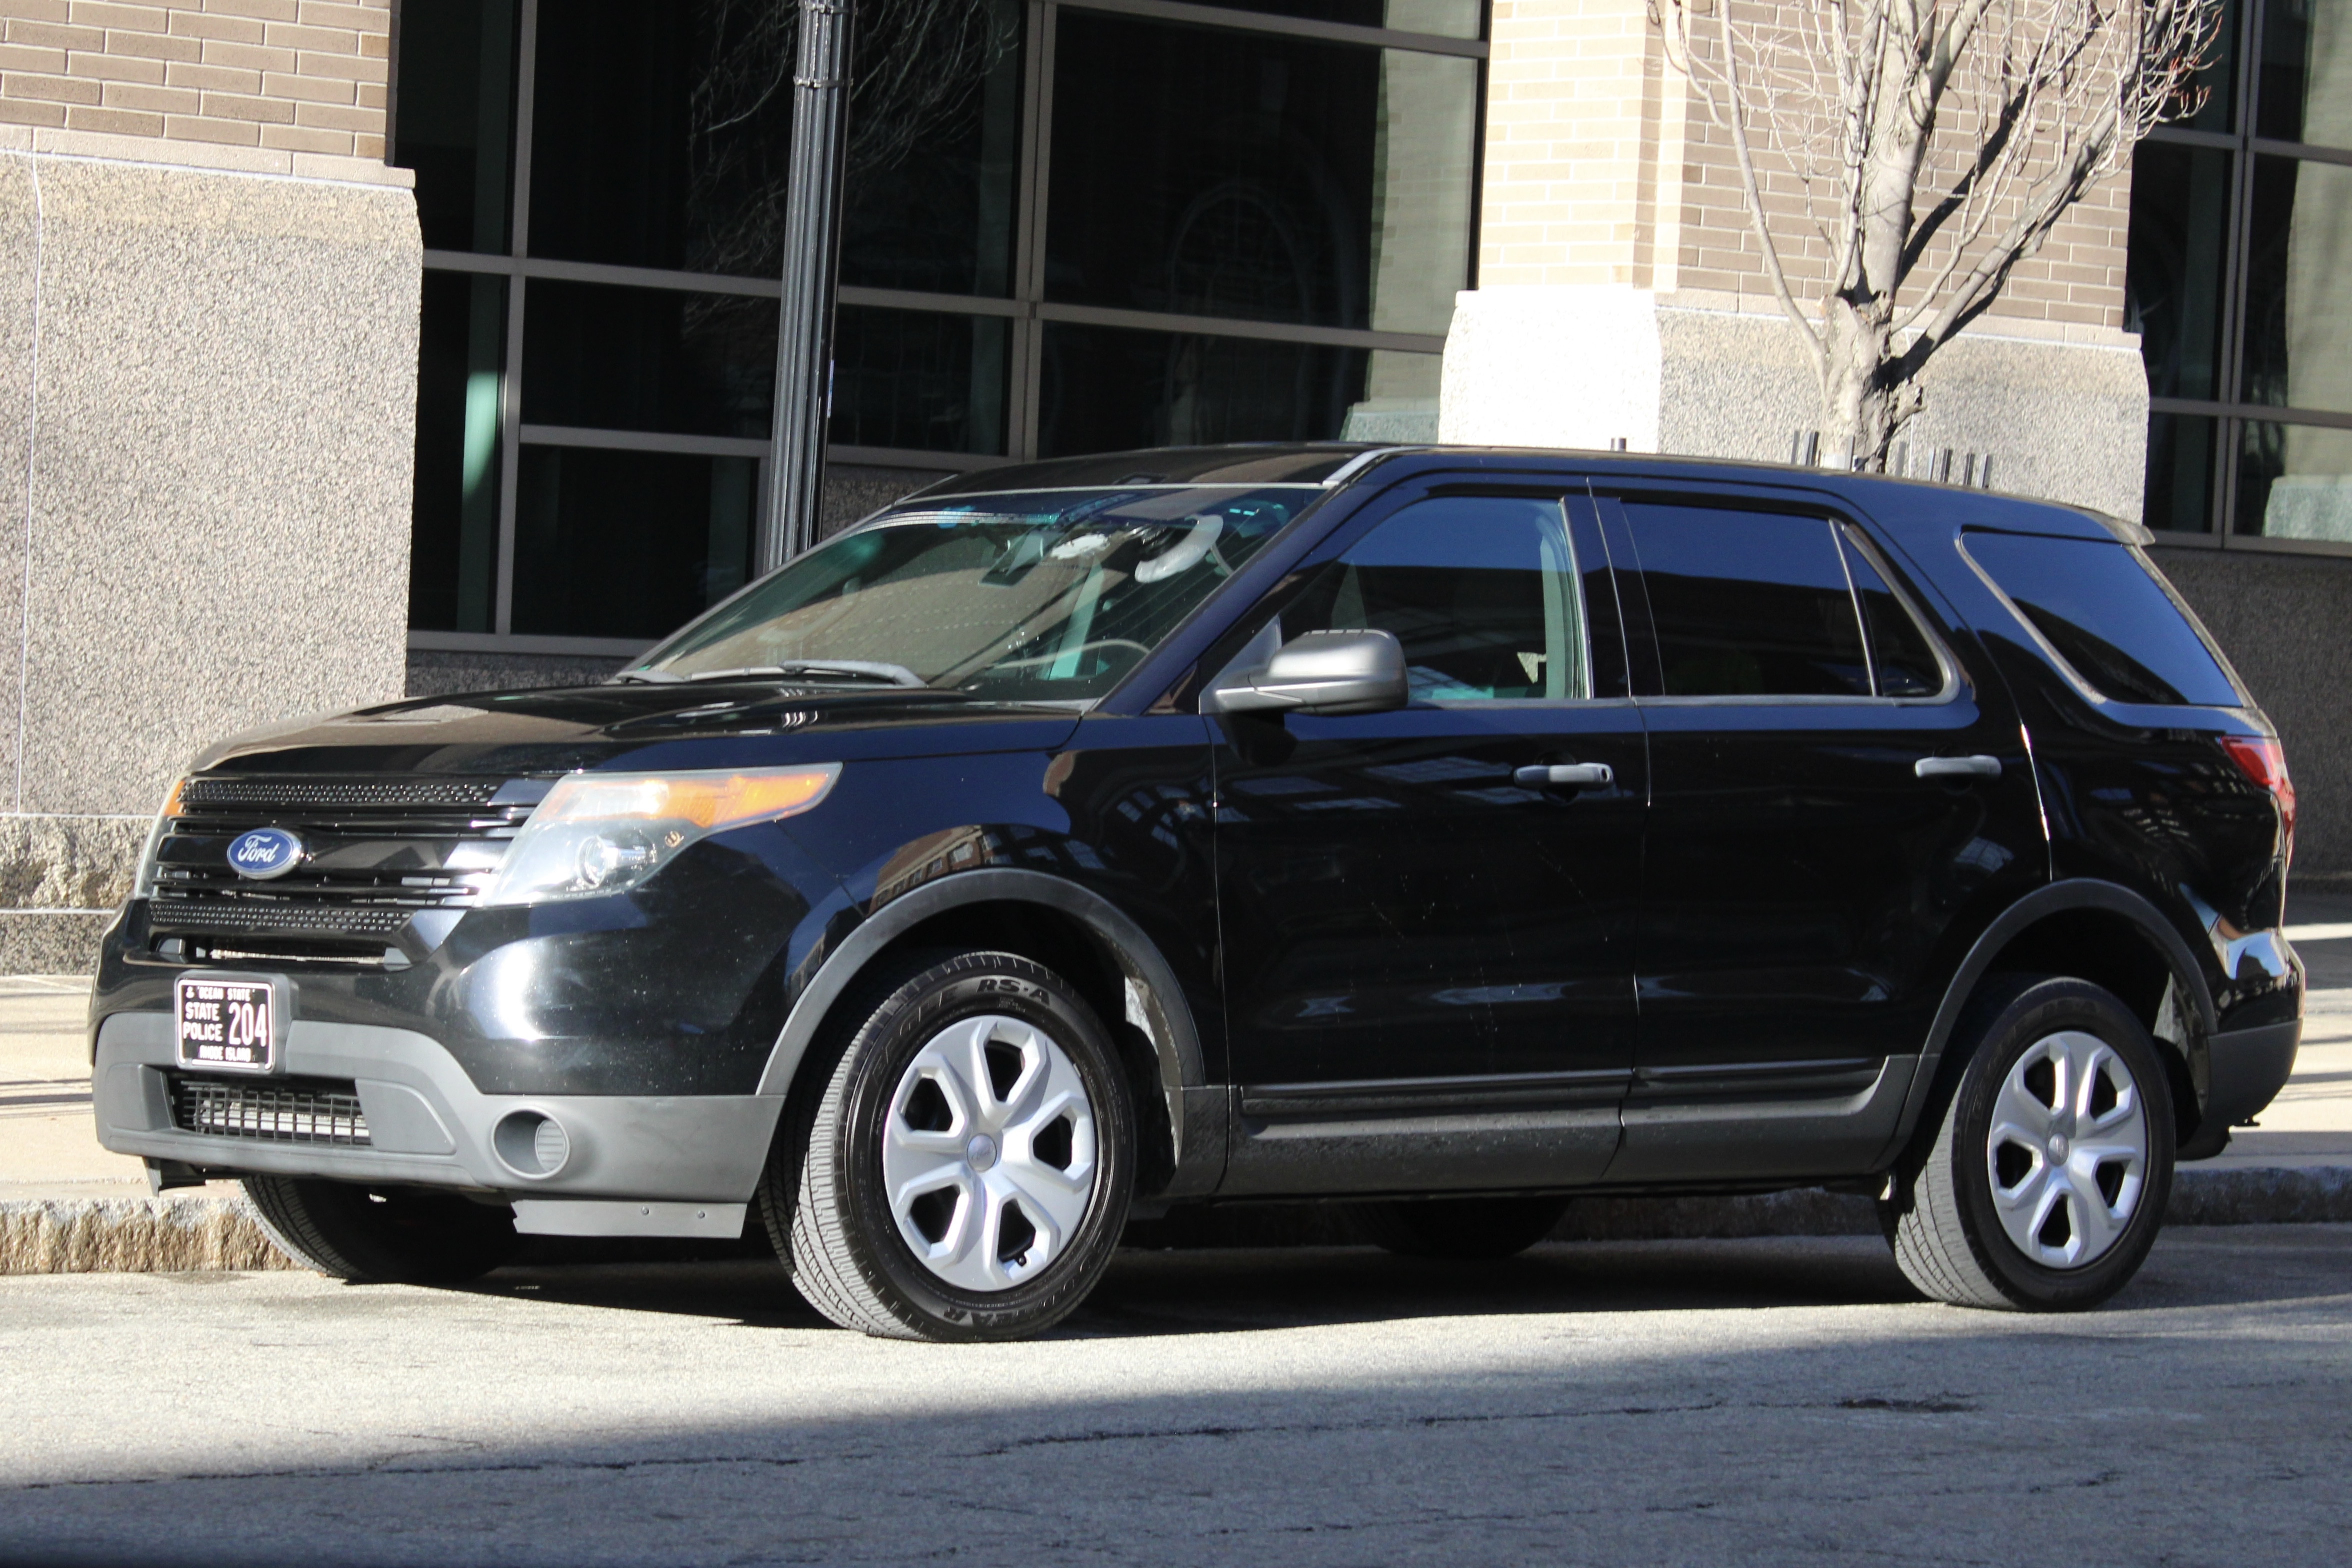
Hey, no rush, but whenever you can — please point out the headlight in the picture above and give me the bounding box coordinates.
[130,778,188,900]
[479,766,840,906]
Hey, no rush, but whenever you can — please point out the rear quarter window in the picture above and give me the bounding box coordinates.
[1961,532,2246,708]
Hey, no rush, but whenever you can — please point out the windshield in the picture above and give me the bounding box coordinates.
[631,486,1316,702]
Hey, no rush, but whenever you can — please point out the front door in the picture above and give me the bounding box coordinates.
[1212,487,1648,1194]
[1600,492,2046,1182]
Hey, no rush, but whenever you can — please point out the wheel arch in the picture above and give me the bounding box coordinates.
[1884,880,2217,1164]
[756,868,1224,1198]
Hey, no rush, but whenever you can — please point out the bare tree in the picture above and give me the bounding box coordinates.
[1652,0,2224,468]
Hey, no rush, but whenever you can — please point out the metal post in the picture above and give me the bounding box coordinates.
[762,0,856,572]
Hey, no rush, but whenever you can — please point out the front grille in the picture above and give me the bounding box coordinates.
[148,773,540,953]
[180,778,502,811]
[170,1075,371,1146]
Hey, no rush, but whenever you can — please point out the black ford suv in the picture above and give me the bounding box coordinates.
[92,446,2302,1340]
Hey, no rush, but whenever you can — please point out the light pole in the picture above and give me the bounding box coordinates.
[762,0,855,572]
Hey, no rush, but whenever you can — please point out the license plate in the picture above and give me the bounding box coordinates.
[175,976,277,1072]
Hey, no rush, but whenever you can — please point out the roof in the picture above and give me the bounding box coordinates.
[890,442,2134,544]
[900,444,1384,500]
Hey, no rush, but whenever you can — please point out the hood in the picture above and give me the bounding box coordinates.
[190,684,1086,778]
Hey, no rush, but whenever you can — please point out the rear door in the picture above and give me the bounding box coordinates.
[1212,484,1647,1194]
[1600,491,2045,1182]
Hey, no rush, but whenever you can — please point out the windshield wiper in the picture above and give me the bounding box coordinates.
[675,660,932,688]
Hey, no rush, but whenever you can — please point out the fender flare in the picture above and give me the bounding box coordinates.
[1884,878,2218,1160]
[754,868,1224,1197]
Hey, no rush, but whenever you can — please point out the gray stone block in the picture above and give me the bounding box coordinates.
[2168,1166,2352,1225]
[2150,548,2352,876]
[405,650,629,698]
[0,911,110,977]
[10,158,420,820]
[0,814,148,910]
[0,1190,290,1275]
[0,149,420,956]
[0,155,34,804]
[821,462,954,538]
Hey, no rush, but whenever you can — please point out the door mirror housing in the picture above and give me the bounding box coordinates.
[1204,629,1409,717]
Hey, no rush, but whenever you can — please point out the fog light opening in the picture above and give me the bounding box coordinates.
[494,1110,572,1178]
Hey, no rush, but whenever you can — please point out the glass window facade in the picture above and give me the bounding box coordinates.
[2129,0,2352,546]
[394,0,1484,646]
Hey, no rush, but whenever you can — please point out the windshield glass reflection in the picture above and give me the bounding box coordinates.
[634,485,1318,702]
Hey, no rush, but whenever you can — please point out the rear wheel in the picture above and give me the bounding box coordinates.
[763,950,1136,1342]
[1882,976,2174,1311]
[1352,1196,1570,1260]
[244,1176,520,1284]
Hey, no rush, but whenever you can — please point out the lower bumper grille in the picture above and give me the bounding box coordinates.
[148,901,420,939]
[169,1076,372,1146]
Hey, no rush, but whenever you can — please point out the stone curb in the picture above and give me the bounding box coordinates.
[0,1192,292,1276]
[6,1166,2347,1276]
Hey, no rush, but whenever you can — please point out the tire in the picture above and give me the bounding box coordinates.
[762,949,1136,1342]
[1351,1196,1571,1260]
[1882,976,2176,1311]
[244,1176,520,1284]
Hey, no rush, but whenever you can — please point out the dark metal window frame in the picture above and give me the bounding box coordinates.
[2142,0,2352,556]
[408,0,1490,657]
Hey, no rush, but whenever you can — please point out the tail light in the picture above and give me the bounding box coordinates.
[2221,735,2296,862]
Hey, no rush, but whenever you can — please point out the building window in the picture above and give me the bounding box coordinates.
[2130,0,2352,550]
[394,0,1486,650]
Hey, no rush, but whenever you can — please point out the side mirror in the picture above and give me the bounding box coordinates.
[1204,629,1409,717]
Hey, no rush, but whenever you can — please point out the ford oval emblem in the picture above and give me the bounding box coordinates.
[226,827,304,880]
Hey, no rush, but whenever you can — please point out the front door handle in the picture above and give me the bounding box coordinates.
[1515,763,1614,790]
[1916,755,2002,781]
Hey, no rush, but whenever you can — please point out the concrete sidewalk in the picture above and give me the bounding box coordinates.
[8,932,2352,1273]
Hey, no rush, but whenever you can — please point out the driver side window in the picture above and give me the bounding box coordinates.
[1280,495,1588,702]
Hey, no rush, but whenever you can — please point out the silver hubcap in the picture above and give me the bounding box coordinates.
[1986,1030,2150,1270]
[880,1014,1098,1293]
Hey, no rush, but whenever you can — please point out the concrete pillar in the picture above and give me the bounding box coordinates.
[0,130,420,970]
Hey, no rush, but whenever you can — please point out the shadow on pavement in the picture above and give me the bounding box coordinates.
[458,1226,2352,1336]
[10,1229,2349,1568]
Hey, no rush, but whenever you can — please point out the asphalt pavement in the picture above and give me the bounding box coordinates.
[6,912,2351,1562]
[2,1225,2348,1566]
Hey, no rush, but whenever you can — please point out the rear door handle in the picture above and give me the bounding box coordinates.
[1916,755,2002,781]
[1515,763,1614,790]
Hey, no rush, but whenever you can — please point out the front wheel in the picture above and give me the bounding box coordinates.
[764,950,1136,1342]
[1883,976,2176,1311]
[244,1176,519,1284]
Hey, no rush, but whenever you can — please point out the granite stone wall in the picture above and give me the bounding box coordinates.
[2152,548,2352,882]
[0,128,418,973]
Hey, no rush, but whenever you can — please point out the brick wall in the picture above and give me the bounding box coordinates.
[0,0,388,160]
[1480,0,2133,333]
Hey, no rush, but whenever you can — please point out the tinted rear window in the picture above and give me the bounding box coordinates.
[1962,532,2244,707]
[1623,503,1872,698]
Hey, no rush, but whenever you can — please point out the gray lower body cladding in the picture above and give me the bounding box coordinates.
[93,1011,783,1207]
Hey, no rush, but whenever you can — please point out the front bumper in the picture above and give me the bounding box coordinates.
[94,1012,784,1216]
